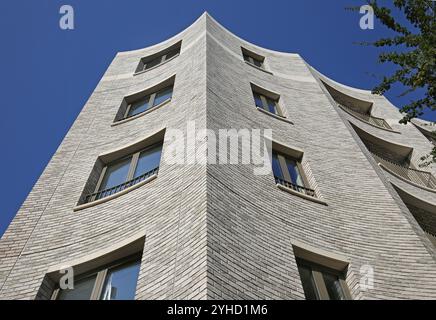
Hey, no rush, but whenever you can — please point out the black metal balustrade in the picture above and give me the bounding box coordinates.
[371,153,436,189]
[84,167,159,203]
[338,104,392,130]
[275,176,316,197]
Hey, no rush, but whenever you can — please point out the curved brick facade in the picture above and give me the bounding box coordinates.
[0,13,435,300]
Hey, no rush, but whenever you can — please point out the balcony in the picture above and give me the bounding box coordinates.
[337,104,392,131]
[84,167,159,203]
[412,119,436,146]
[275,176,316,197]
[371,152,436,190]
[321,80,394,132]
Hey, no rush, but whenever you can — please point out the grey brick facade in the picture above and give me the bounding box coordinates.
[0,13,435,300]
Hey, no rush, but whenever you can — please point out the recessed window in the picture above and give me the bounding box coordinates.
[135,42,181,73]
[241,47,265,69]
[86,143,162,203]
[113,77,175,124]
[272,150,314,197]
[252,91,283,117]
[124,85,173,119]
[53,255,141,300]
[296,258,350,300]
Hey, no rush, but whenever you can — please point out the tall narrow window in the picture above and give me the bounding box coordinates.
[133,145,162,179]
[53,255,141,300]
[99,259,141,300]
[124,86,173,120]
[135,42,181,73]
[98,157,131,192]
[296,258,350,300]
[87,143,162,203]
[253,91,282,116]
[272,150,314,197]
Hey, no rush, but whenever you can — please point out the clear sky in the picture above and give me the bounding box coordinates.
[0,0,434,236]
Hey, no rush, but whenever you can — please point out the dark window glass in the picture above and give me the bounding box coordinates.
[57,274,96,300]
[253,92,263,108]
[99,157,131,191]
[323,272,346,300]
[144,56,162,70]
[133,145,162,178]
[272,152,283,179]
[153,86,173,106]
[297,264,319,300]
[165,48,179,60]
[100,259,141,300]
[128,96,150,117]
[285,158,303,186]
[266,97,278,114]
[252,58,263,68]
[243,52,263,68]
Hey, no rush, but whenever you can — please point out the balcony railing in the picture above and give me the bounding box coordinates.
[275,176,316,197]
[371,153,436,189]
[338,104,392,131]
[84,167,159,203]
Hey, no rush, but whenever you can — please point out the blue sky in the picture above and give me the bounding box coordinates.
[0,0,434,236]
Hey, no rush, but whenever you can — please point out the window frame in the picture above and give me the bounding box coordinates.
[135,43,181,74]
[51,253,142,300]
[253,91,283,117]
[123,86,173,120]
[241,47,266,70]
[243,53,264,68]
[272,150,310,189]
[296,258,351,300]
[90,142,163,202]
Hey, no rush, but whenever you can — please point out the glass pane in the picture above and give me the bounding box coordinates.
[165,48,179,60]
[253,92,263,108]
[267,98,278,114]
[153,86,173,106]
[133,145,162,178]
[272,152,283,179]
[57,274,96,300]
[100,259,141,300]
[286,158,303,186]
[99,157,131,191]
[144,56,162,70]
[243,54,251,63]
[128,96,150,117]
[253,58,263,68]
[323,272,346,300]
[297,264,319,300]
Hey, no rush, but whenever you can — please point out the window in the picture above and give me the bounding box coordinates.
[87,143,162,203]
[241,47,265,69]
[272,150,314,196]
[56,274,96,300]
[243,53,264,68]
[53,255,141,300]
[253,91,282,116]
[135,42,181,73]
[113,76,175,124]
[124,85,173,119]
[296,258,351,300]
